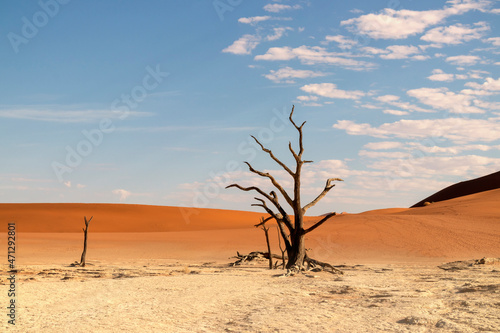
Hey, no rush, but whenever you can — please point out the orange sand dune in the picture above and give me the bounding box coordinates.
[0,203,266,232]
[1,189,499,265]
[311,188,500,262]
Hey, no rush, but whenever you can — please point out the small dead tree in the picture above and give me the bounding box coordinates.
[226,106,343,272]
[255,216,273,269]
[72,216,93,267]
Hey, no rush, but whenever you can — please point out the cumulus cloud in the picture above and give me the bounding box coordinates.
[427,69,469,81]
[340,0,491,40]
[112,189,131,201]
[333,117,500,143]
[375,94,433,113]
[421,22,490,44]
[300,83,365,99]
[445,55,481,66]
[359,150,409,159]
[408,143,500,154]
[484,37,500,46]
[464,77,500,91]
[238,16,272,25]
[222,34,261,55]
[323,35,358,49]
[407,87,485,113]
[380,45,421,59]
[368,155,500,178]
[266,27,292,41]
[360,45,426,60]
[363,141,405,150]
[264,66,328,83]
[383,109,409,116]
[255,46,377,70]
[263,4,301,13]
[296,95,319,102]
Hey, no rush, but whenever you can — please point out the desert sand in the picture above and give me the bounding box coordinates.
[1,189,500,332]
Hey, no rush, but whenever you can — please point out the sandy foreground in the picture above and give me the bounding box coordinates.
[1,259,500,332]
[1,189,500,332]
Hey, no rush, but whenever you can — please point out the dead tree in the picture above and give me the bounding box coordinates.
[226,106,342,271]
[72,216,93,267]
[255,217,273,269]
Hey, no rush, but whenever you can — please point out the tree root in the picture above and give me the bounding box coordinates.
[304,256,343,274]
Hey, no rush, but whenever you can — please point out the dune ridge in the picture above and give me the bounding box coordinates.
[411,170,500,207]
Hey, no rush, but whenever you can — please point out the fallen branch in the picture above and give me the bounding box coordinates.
[230,251,343,274]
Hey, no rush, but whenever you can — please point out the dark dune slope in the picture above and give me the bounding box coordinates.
[411,170,500,208]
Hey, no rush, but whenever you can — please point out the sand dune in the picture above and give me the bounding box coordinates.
[1,188,499,265]
[411,170,500,207]
[0,203,266,232]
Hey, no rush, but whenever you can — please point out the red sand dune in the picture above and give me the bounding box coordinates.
[0,203,266,232]
[1,189,499,265]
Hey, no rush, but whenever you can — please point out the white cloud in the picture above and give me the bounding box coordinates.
[407,87,484,113]
[64,181,71,188]
[412,55,431,61]
[376,95,400,103]
[445,55,481,65]
[238,16,272,25]
[427,69,468,81]
[300,83,365,100]
[375,94,433,113]
[266,27,292,41]
[380,45,421,59]
[296,95,319,102]
[383,109,409,116]
[361,103,382,109]
[360,46,388,55]
[340,0,491,40]
[112,189,131,201]
[408,142,500,154]
[255,46,377,70]
[222,34,261,55]
[333,117,500,143]
[465,77,500,91]
[421,22,490,45]
[368,155,500,178]
[264,66,328,83]
[363,141,404,150]
[323,35,358,49]
[361,45,427,60]
[263,4,301,13]
[359,150,409,159]
[484,37,500,46]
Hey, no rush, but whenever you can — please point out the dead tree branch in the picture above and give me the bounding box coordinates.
[304,212,337,234]
[302,178,343,213]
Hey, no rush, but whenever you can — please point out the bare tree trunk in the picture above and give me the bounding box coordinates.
[79,216,92,267]
[262,225,273,269]
[277,227,286,269]
[286,230,306,269]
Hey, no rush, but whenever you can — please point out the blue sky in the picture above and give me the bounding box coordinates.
[1,0,499,214]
